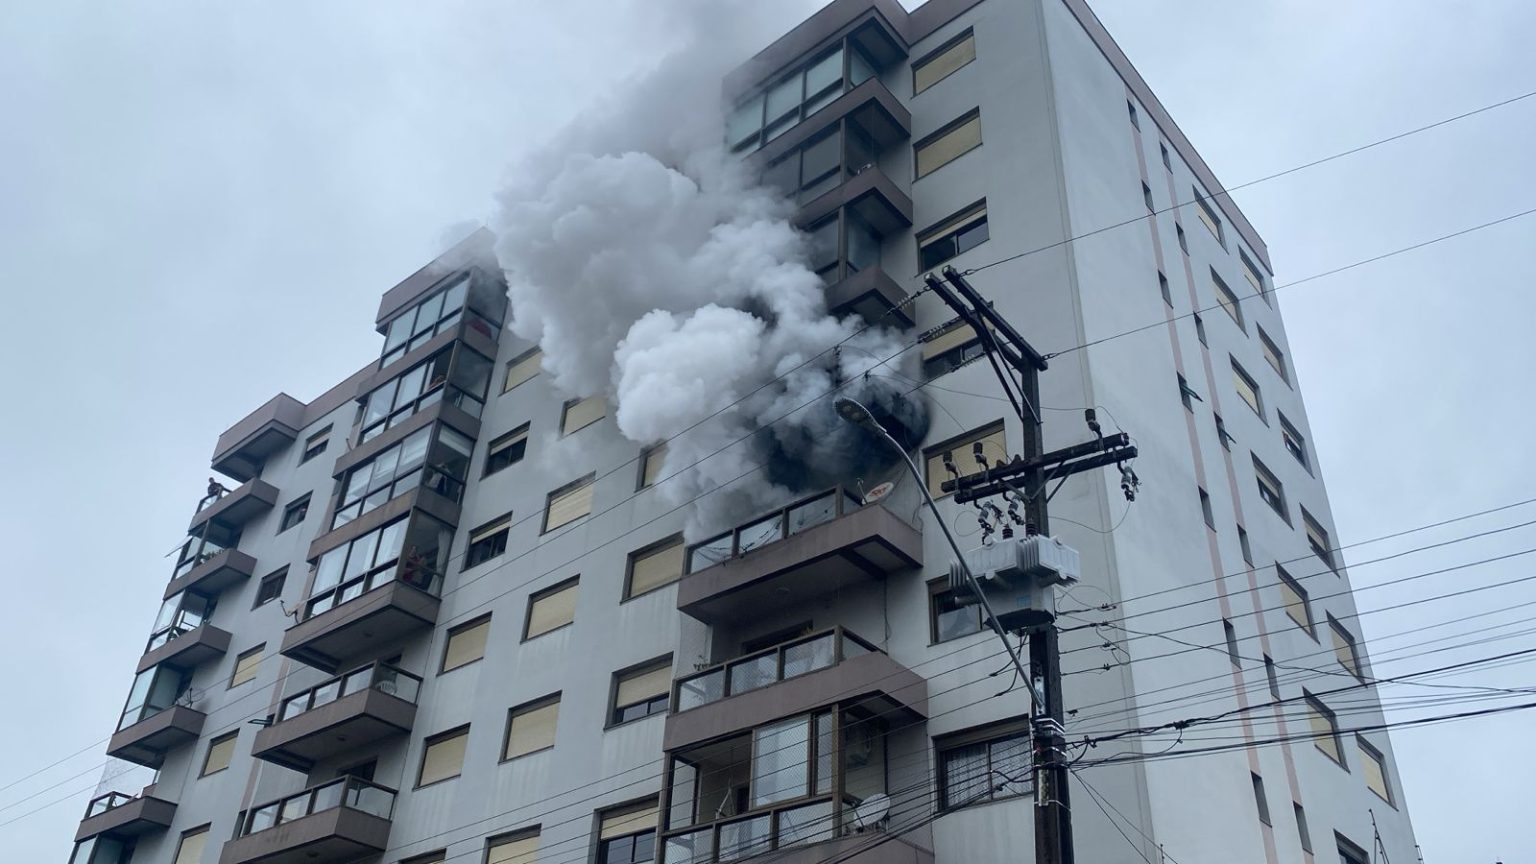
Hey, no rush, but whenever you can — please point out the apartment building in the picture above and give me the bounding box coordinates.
[70,1,1418,864]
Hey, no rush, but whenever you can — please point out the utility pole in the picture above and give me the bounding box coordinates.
[925,266,1139,864]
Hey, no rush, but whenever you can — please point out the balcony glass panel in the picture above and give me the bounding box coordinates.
[381,274,472,367]
[677,669,726,712]
[688,534,733,572]
[787,492,836,536]
[782,634,835,679]
[736,513,784,555]
[239,778,397,837]
[117,666,190,731]
[306,515,448,619]
[84,792,137,819]
[718,814,771,861]
[778,800,835,848]
[145,591,216,653]
[664,828,712,864]
[273,663,423,723]
[727,654,778,696]
[171,534,232,579]
[685,487,862,574]
[673,628,878,713]
[729,44,870,154]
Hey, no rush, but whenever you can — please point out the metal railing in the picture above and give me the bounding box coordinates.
[276,662,422,724]
[83,791,139,820]
[685,487,865,574]
[238,777,397,838]
[674,627,876,713]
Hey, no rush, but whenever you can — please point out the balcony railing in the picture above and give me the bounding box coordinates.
[278,662,421,723]
[84,792,138,820]
[305,563,440,621]
[664,794,855,864]
[687,488,863,573]
[675,628,875,713]
[238,777,396,839]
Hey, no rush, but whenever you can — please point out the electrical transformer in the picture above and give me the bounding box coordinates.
[949,535,1082,632]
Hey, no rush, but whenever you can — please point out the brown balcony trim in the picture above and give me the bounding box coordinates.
[363,305,502,399]
[163,549,256,601]
[136,625,232,674]
[725,1,909,99]
[211,395,305,483]
[375,228,496,329]
[279,581,440,673]
[252,687,416,773]
[332,398,481,480]
[826,266,913,328]
[793,166,913,235]
[753,77,910,169]
[106,706,206,770]
[217,805,391,864]
[308,484,461,562]
[188,479,280,536]
[74,795,177,843]
[663,649,926,751]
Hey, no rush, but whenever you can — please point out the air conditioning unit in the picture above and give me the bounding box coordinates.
[950,535,1081,632]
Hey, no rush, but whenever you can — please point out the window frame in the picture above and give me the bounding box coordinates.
[1356,736,1394,805]
[173,825,211,864]
[916,200,989,271]
[441,613,493,674]
[1302,507,1336,570]
[1237,525,1253,565]
[608,655,673,728]
[623,534,685,601]
[923,421,1006,499]
[1263,655,1281,700]
[486,828,541,864]
[1199,487,1215,529]
[1304,692,1345,766]
[416,724,471,788]
[229,645,264,689]
[912,28,976,95]
[542,474,596,534]
[1158,270,1172,306]
[278,494,310,534]
[914,108,982,180]
[200,731,238,777]
[596,797,660,864]
[503,347,543,394]
[300,426,332,464]
[1328,615,1363,678]
[523,576,580,642]
[637,443,668,490]
[1212,270,1244,331]
[502,693,562,762]
[253,567,287,609]
[484,424,530,477]
[1252,455,1288,522]
[1279,413,1310,472]
[1276,564,1313,635]
[935,719,1034,811]
[1293,803,1313,853]
[1250,772,1271,826]
[465,513,512,569]
[929,576,985,644]
[1194,187,1226,247]
[561,395,606,437]
[1258,326,1288,383]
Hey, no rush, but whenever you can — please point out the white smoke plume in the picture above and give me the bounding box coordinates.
[492,0,927,539]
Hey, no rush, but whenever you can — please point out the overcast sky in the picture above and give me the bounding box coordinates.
[1,1,1532,861]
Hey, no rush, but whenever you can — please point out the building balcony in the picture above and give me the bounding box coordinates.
[219,777,395,864]
[107,705,205,770]
[137,623,231,674]
[280,575,441,673]
[253,662,421,772]
[163,548,256,600]
[826,266,911,328]
[794,165,911,237]
[189,478,279,543]
[212,394,306,483]
[753,76,909,169]
[665,627,926,752]
[678,488,922,627]
[74,791,176,843]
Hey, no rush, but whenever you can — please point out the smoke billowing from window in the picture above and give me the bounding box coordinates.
[492,0,928,539]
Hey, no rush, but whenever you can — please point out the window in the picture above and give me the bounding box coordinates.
[173,826,209,864]
[1304,693,1343,764]
[418,726,469,787]
[1357,738,1393,804]
[1251,773,1271,825]
[1259,327,1288,383]
[611,657,672,725]
[1176,222,1188,254]
[254,567,286,607]
[543,475,595,532]
[1329,616,1362,678]
[357,345,494,444]
[562,395,606,435]
[1253,456,1287,520]
[1127,99,1139,129]
[1194,188,1225,246]
[379,273,483,367]
[1293,803,1313,853]
[1215,413,1234,450]
[918,201,988,270]
[626,536,684,599]
[937,722,1032,810]
[484,424,529,476]
[1279,414,1309,470]
[524,577,579,640]
[1158,270,1172,306]
[401,853,446,864]
[230,645,263,688]
[1302,508,1335,569]
[278,495,309,533]
[465,514,512,568]
[307,514,448,618]
[727,44,872,153]
[442,614,491,673]
[1237,525,1253,565]
[119,666,191,731]
[930,578,984,642]
[922,318,989,377]
[914,30,975,94]
[915,109,982,179]
[925,423,1005,498]
[1177,374,1196,412]
[487,830,540,864]
[300,427,331,463]
[503,347,542,393]
[1142,182,1155,213]
[1160,142,1172,171]
[201,732,237,776]
[1224,620,1241,666]
[1199,487,1215,529]
[1277,565,1312,633]
[598,799,658,864]
[1194,312,1207,346]
[1337,835,1369,864]
[1241,249,1268,302]
[1233,359,1263,418]
[1264,656,1281,700]
[333,425,474,528]
[504,694,560,759]
[639,444,667,489]
[1213,270,1244,330]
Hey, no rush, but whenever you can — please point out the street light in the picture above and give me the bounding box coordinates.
[833,397,1034,706]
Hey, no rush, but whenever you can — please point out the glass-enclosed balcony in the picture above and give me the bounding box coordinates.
[354,342,493,447]
[330,424,473,530]
[677,488,921,626]
[221,777,395,864]
[378,271,502,369]
[139,590,229,673]
[253,662,421,772]
[676,629,873,712]
[74,790,176,844]
[107,665,205,769]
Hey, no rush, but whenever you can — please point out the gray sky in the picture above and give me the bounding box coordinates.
[1,1,1532,861]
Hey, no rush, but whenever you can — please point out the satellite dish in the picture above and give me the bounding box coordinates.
[853,794,890,831]
[862,482,895,506]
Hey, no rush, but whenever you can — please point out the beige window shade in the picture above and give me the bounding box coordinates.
[174,828,208,864]
[470,516,510,546]
[915,113,981,179]
[913,31,975,94]
[230,647,263,687]
[1233,365,1262,416]
[1214,274,1242,325]
[616,663,671,708]
[640,444,668,488]
[925,426,1004,498]
[1307,700,1340,762]
[418,729,468,786]
[921,321,981,361]
[1195,195,1223,241]
[1330,622,1360,676]
[544,478,594,532]
[505,699,559,759]
[1358,741,1391,802]
[490,427,529,458]
[919,203,986,250]
[1305,517,1332,562]
[504,349,542,392]
[487,832,540,864]
[600,800,659,839]
[202,733,237,776]
[443,617,490,672]
[1242,257,1265,294]
[628,539,683,597]
[562,395,606,435]
[525,581,578,639]
[1278,574,1310,632]
[1260,331,1286,379]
